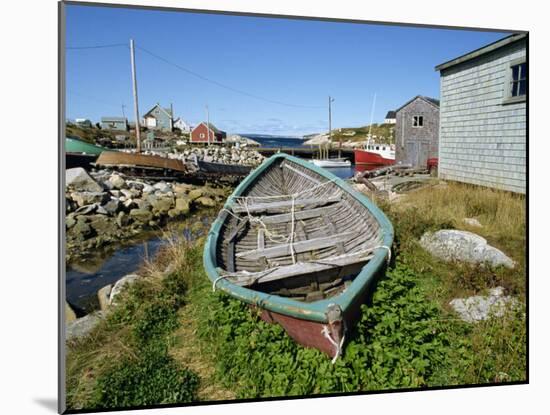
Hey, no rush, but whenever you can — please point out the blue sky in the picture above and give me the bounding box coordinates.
[65,4,510,136]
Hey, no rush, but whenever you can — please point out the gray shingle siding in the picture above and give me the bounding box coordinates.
[395,97,440,168]
[437,37,526,194]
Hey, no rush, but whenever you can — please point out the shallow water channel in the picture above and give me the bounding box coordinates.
[66,214,213,314]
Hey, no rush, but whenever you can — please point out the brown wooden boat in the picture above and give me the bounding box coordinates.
[94,151,189,179]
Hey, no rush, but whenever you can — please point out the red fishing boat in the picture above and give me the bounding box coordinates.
[354,142,395,167]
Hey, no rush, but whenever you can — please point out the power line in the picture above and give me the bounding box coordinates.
[66,43,128,50]
[136,45,324,109]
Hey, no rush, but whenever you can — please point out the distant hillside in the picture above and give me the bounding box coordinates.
[66,124,115,144]
[306,123,395,144]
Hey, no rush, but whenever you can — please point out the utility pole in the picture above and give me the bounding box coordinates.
[328,96,335,159]
[130,39,141,153]
[205,105,210,146]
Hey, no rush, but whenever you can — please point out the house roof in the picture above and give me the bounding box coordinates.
[435,33,527,72]
[385,111,396,119]
[101,116,127,122]
[395,96,439,113]
[143,103,172,119]
[193,122,224,134]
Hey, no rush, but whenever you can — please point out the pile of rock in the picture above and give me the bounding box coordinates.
[143,145,265,166]
[65,167,229,260]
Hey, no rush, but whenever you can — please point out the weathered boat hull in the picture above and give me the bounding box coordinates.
[204,153,393,359]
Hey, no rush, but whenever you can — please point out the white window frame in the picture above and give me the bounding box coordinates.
[503,57,526,105]
[199,133,205,139]
[412,115,424,128]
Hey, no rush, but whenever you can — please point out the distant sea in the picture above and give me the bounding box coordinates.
[239,133,307,148]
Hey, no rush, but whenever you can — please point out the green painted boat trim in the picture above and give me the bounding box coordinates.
[203,153,394,323]
[65,136,111,156]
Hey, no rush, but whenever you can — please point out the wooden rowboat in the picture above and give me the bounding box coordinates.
[204,153,393,360]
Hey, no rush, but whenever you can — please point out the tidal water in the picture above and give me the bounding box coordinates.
[66,216,212,313]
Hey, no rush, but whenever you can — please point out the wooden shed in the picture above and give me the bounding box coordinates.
[435,33,526,194]
[394,96,440,168]
[100,116,128,131]
[190,122,226,144]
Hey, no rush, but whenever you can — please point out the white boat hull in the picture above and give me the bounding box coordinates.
[310,159,351,168]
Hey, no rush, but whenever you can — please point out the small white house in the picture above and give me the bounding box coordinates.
[435,33,526,194]
[173,117,192,132]
[384,111,396,124]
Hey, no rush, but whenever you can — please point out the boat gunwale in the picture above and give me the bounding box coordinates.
[203,153,394,323]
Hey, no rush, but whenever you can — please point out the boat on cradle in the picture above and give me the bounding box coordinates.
[65,136,110,169]
[204,153,393,360]
[309,158,351,168]
[94,151,189,180]
[354,142,395,166]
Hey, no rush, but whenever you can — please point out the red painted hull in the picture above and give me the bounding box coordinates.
[354,149,395,166]
[259,309,344,358]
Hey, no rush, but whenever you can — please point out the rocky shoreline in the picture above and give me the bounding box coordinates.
[65,167,230,262]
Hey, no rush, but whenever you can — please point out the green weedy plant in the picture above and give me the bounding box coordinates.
[197,263,453,398]
[90,342,199,408]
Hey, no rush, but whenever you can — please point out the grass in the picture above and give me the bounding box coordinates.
[381,181,526,300]
[65,232,202,410]
[66,179,526,409]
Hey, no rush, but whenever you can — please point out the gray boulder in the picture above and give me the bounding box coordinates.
[97,284,112,311]
[66,312,104,341]
[153,182,170,193]
[148,195,174,215]
[70,191,109,207]
[449,287,518,323]
[108,174,127,190]
[102,199,121,215]
[88,214,115,235]
[129,208,153,224]
[116,211,130,228]
[109,274,139,305]
[71,219,93,240]
[66,167,103,192]
[195,196,216,207]
[464,218,483,228]
[65,302,77,324]
[419,229,515,269]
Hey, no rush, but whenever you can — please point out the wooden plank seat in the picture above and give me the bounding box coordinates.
[231,194,341,214]
[223,250,375,287]
[235,230,358,260]
[259,204,340,225]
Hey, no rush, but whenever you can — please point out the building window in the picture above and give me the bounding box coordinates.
[412,116,424,127]
[200,133,205,139]
[510,62,526,97]
[503,58,526,104]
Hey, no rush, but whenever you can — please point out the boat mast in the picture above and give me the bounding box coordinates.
[367,93,377,147]
[328,96,334,159]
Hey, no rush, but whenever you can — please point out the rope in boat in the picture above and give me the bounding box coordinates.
[378,245,392,264]
[289,195,296,264]
[233,177,340,202]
